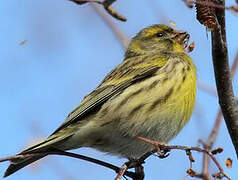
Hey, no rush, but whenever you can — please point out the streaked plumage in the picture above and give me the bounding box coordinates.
[3,24,196,177]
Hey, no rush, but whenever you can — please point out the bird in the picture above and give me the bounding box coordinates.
[3,24,196,178]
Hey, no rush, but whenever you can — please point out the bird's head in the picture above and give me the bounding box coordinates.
[125,24,190,58]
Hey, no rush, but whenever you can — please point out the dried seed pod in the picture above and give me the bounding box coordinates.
[211,147,223,155]
[186,150,195,162]
[225,158,232,168]
[212,172,224,179]
[187,168,196,177]
[195,0,218,30]
[187,41,195,53]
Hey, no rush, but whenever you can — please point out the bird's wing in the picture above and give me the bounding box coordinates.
[3,62,166,178]
[52,65,162,134]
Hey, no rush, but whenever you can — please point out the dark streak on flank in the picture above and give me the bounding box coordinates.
[99,107,109,118]
[147,79,160,89]
[161,77,169,83]
[172,61,180,73]
[100,120,112,127]
[128,104,145,118]
[186,65,191,71]
[101,117,122,127]
[173,60,180,65]
[149,88,174,111]
[182,67,186,73]
[166,64,174,74]
[116,88,143,108]
[182,75,186,82]
[176,83,182,91]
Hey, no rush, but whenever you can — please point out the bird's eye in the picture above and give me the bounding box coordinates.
[156,32,164,37]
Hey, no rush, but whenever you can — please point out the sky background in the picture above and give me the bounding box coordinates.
[0,0,238,179]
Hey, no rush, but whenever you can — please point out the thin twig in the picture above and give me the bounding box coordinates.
[136,136,232,180]
[70,0,127,21]
[201,50,238,179]
[47,150,137,179]
[201,151,210,180]
[115,164,128,180]
[207,109,223,148]
[113,150,156,180]
[200,109,222,179]
[0,150,137,179]
[90,3,129,49]
[102,0,127,22]
[198,81,217,97]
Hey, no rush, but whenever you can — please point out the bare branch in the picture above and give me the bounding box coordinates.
[102,0,127,21]
[211,0,238,157]
[0,150,137,180]
[70,0,127,21]
[137,136,232,180]
[90,3,129,49]
[198,81,217,97]
[199,49,238,180]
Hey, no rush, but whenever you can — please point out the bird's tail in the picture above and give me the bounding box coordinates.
[3,154,46,178]
[3,132,73,178]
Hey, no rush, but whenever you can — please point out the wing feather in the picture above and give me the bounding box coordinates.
[52,56,167,134]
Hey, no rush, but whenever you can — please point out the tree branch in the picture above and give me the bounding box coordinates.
[70,0,127,21]
[90,3,129,49]
[136,136,232,180]
[211,0,238,157]
[0,150,137,180]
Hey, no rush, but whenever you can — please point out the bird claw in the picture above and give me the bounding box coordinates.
[156,148,170,159]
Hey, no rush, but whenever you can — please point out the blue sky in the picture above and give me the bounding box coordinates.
[0,0,238,179]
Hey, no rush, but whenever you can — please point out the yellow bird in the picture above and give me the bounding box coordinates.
[3,24,196,177]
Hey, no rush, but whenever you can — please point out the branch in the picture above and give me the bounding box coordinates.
[0,150,137,180]
[198,81,217,97]
[137,136,232,180]
[114,150,157,180]
[69,0,127,21]
[90,3,129,49]
[211,0,238,157]
[200,50,238,179]
[206,51,238,148]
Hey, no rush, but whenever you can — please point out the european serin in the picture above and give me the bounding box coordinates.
[3,24,196,177]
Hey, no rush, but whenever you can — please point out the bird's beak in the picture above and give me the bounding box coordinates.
[172,30,190,48]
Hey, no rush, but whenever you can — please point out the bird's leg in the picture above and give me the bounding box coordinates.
[134,164,144,180]
[115,163,128,180]
[115,159,145,180]
[136,136,170,158]
[156,146,170,159]
[126,159,145,180]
